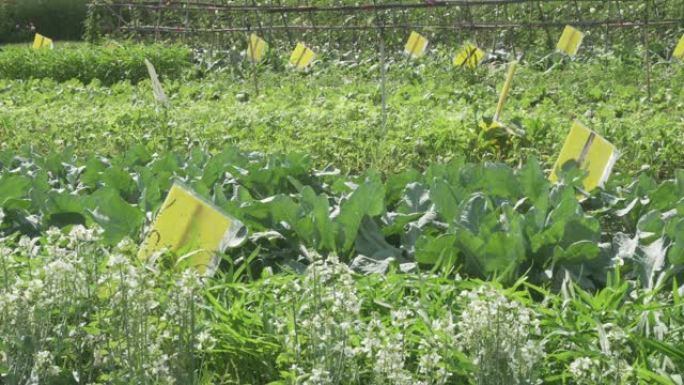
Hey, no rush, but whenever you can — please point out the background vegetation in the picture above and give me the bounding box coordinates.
[0,0,88,44]
[0,43,191,84]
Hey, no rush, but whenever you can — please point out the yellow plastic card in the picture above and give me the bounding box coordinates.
[556,25,584,56]
[550,121,619,192]
[453,42,485,69]
[493,61,517,122]
[289,42,316,69]
[32,33,54,49]
[673,34,684,60]
[404,31,428,59]
[247,33,267,63]
[144,59,169,106]
[138,183,242,275]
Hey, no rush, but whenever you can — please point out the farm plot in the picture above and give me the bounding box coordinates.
[1,41,684,384]
[1,48,683,176]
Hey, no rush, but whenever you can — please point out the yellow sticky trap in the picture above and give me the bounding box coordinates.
[32,33,53,49]
[404,31,428,59]
[247,33,267,63]
[453,42,485,69]
[673,34,684,60]
[32,34,44,49]
[492,61,518,123]
[556,25,584,56]
[138,183,242,276]
[550,121,619,192]
[289,42,316,70]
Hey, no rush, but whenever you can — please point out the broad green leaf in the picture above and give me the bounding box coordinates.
[666,219,684,265]
[456,193,489,233]
[482,163,520,198]
[414,233,458,265]
[0,175,31,206]
[553,241,600,265]
[85,187,144,244]
[44,192,87,228]
[355,217,402,260]
[299,187,335,251]
[336,174,385,254]
[430,178,459,223]
[637,210,665,243]
[518,157,549,203]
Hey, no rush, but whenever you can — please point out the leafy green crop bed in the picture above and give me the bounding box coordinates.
[0,144,682,287]
[1,48,684,384]
[1,53,683,177]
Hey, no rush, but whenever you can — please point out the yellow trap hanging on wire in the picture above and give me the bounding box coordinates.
[404,31,428,59]
[289,42,316,69]
[32,33,54,49]
[673,34,684,60]
[556,25,584,56]
[138,182,243,276]
[453,42,485,69]
[550,121,619,192]
[247,33,267,63]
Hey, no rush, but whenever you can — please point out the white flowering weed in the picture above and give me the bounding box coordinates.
[0,226,211,385]
[456,284,544,385]
[274,255,363,385]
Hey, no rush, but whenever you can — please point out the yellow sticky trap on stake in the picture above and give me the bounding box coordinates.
[247,33,267,63]
[138,182,244,276]
[672,34,684,60]
[492,61,518,123]
[550,121,619,192]
[453,42,485,69]
[404,31,428,59]
[289,42,316,70]
[144,58,169,106]
[32,33,54,49]
[556,25,584,56]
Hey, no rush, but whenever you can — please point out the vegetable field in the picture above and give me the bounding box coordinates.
[2,2,684,384]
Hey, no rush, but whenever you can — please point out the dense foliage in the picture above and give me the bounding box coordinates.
[2,230,683,384]
[2,27,684,384]
[0,145,682,292]
[2,54,683,177]
[0,43,192,84]
[0,0,88,43]
[86,0,683,55]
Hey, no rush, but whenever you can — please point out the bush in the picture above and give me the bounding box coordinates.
[0,43,193,85]
[0,0,88,44]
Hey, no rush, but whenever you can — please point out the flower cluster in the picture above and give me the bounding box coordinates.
[0,226,211,385]
[275,255,363,385]
[273,255,540,385]
[456,285,544,385]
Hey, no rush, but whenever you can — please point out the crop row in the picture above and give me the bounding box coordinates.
[2,53,683,177]
[0,145,682,291]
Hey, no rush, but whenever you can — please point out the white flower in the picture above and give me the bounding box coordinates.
[569,357,595,379]
[106,253,127,267]
[456,285,544,384]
